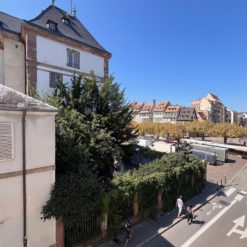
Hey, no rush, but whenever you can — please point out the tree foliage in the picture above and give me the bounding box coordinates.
[42,73,135,237]
[136,121,247,144]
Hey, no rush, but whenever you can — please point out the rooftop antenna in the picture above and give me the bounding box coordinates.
[70,0,75,15]
[73,7,77,16]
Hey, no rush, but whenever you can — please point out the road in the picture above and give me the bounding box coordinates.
[145,165,247,247]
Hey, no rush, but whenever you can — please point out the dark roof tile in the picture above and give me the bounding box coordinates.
[26,5,109,53]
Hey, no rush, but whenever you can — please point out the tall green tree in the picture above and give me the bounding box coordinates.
[42,73,135,243]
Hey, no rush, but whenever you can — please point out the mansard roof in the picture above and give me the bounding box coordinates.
[0,85,57,112]
[177,107,196,121]
[26,5,109,54]
[0,11,22,35]
[0,5,110,54]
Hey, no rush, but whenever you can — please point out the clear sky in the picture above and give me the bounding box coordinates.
[1,0,247,111]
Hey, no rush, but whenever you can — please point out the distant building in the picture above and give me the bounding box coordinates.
[162,105,181,124]
[192,93,226,123]
[0,4,111,95]
[138,100,156,122]
[177,107,197,124]
[195,110,208,122]
[225,108,238,124]
[130,102,144,123]
[153,101,170,122]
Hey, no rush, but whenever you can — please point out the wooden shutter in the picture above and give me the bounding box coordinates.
[0,123,14,161]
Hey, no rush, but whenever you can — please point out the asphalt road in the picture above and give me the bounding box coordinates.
[145,165,247,247]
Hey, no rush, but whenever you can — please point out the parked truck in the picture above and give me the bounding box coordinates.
[191,144,228,162]
[190,149,217,165]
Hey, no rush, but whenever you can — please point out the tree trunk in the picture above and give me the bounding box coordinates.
[224,136,227,144]
[202,134,205,141]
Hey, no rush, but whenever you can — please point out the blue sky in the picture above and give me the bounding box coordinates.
[2,0,247,111]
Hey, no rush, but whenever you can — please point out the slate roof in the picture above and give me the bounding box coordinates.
[26,5,109,53]
[177,107,196,121]
[0,5,109,54]
[0,11,22,34]
[0,84,57,112]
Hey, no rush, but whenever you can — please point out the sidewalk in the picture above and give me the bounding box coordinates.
[98,155,247,247]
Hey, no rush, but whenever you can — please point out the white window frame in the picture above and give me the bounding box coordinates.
[67,48,80,69]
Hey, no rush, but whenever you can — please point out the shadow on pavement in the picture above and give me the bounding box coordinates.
[191,220,205,226]
[226,159,236,164]
[143,235,175,247]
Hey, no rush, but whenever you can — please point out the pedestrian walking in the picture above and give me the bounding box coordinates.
[176,195,184,218]
[124,220,133,246]
[186,204,194,224]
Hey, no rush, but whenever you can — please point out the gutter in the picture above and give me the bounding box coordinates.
[22,108,27,247]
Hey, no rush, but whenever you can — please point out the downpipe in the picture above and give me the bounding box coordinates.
[22,109,27,247]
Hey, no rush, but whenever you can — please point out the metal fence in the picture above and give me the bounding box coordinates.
[64,207,101,247]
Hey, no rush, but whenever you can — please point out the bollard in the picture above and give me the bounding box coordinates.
[224,175,227,185]
[220,179,222,187]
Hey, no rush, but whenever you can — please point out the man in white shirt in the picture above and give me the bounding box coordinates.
[176,195,184,218]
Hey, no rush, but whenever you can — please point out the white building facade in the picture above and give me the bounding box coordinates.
[0,4,111,96]
[0,85,58,247]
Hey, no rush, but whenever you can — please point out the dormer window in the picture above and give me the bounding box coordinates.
[47,20,57,31]
[62,17,70,25]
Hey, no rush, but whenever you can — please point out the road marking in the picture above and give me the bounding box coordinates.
[225,187,236,197]
[181,195,243,247]
[240,191,247,195]
[235,194,244,201]
[227,215,247,239]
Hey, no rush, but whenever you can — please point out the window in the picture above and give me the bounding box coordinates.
[49,72,62,88]
[46,20,57,31]
[67,48,80,69]
[0,123,14,161]
[62,17,70,25]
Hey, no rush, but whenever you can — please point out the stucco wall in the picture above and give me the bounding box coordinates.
[26,113,56,169]
[36,35,104,75]
[3,39,25,93]
[0,49,4,84]
[26,171,55,247]
[37,68,72,96]
[0,176,23,247]
[0,110,56,247]
[0,111,23,174]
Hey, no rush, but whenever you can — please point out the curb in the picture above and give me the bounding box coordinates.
[139,162,247,247]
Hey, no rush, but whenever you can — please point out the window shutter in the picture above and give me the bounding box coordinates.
[0,123,14,161]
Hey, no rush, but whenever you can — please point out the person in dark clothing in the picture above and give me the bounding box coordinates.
[187,204,194,224]
[124,221,133,246]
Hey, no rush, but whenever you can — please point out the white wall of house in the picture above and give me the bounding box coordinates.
[37,67,72,96]
[2,39,25,93]
[36,35,104,94]
[0,112,23,174]
[0,49,4,84]
[25,113,56,168]
[0,111,56,247]
[37,36,104,72]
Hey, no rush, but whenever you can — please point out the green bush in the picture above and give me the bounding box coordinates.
[104,152,206,236]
